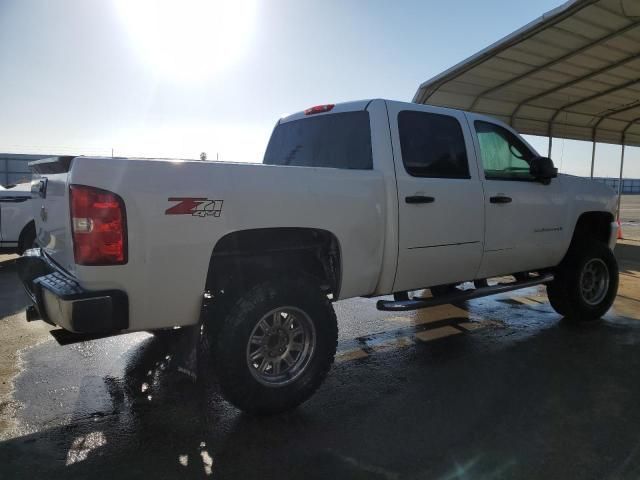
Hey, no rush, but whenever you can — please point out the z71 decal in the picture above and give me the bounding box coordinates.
[165,198,224,217]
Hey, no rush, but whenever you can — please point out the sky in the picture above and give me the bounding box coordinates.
[0,0,638,177]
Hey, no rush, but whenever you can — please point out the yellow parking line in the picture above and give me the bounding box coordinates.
[525,296,546,304]
[370,336,415,352]
[621,270,640,279]
[335,348,369,363]
[415,326,462,342]
[388,304,469,327]
[457,321,487,331]
[512,296,542,306]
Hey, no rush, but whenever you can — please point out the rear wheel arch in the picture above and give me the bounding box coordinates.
[205,227,342,298]
[18,221,36,254]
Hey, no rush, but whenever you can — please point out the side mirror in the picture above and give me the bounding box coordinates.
[529,156,558,184]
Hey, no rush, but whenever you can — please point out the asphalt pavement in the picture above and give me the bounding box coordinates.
[620,195,640,241]
[1,247,640,479]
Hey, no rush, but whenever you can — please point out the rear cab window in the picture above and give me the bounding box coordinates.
[397,110,470,179]
[263,111,372,169]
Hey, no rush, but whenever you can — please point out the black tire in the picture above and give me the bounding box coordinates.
[547,241,618,322]
[18,223,37,255]
[209,277,337,415]
[149,327,183,342]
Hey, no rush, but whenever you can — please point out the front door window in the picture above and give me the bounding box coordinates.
[475,121,534,181]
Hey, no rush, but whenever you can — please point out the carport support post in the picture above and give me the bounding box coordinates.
[590,140,596,178]
[617,140,626,221]
[547,136,553,158]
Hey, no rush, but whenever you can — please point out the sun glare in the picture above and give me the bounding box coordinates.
[115,0,257,82]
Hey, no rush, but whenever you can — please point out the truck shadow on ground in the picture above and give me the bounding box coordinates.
[3,311,640,479]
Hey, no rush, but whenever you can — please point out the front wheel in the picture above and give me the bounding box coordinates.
[209,277,337,414]
[547,242,618,322]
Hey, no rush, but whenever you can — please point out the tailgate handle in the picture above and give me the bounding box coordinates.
[490,195,512,204]
[405,195,435,204]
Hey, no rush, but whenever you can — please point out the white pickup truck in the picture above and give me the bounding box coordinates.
[0,182,36,253]
[18,99,619,414]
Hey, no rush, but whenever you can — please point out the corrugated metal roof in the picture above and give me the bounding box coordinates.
[413,0,640,147]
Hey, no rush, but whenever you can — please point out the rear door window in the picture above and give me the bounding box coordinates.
[263,111,372,169]
[397,110,470,179]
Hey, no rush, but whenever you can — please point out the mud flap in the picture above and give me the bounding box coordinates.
[166,324,202,382]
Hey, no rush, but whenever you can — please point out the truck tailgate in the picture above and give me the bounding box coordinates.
[30,157,75,274]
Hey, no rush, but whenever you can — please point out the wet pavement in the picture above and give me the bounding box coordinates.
[2,249,640,479]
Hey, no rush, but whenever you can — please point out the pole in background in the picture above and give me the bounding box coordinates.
[111,148,114,159]
[590,140,596,179]
[547,136,553,158]
[616,139,626,221]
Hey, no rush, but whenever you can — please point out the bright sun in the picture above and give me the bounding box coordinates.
[115,0,257,82]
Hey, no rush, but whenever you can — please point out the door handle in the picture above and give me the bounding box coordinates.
[490,195,512,204]
[405,195,435,204]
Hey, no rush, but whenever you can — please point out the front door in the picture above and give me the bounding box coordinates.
[387,102,485,292]
[470,118,567,278]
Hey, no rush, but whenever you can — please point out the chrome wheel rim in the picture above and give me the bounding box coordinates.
[579,258,609,306]
[246,307,316,387]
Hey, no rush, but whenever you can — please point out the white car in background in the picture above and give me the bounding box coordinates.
[0,182,35,253]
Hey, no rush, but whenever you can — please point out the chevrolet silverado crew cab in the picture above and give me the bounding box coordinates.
[0,182,36,253]
[19,99,619,414]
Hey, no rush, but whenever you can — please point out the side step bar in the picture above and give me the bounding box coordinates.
[377,273,554,312]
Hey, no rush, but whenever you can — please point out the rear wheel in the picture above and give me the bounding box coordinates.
[547,241,618,322]
[209,276,337,414]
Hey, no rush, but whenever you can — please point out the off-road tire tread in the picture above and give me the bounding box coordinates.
[209,276,337,415]
[547,241,618,322]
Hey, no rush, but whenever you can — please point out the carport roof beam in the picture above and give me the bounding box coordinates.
[510,52,640,125]
[479,20,640,112]
[413,0,640,148]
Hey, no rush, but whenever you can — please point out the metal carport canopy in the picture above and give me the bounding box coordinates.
[413,0,640,151]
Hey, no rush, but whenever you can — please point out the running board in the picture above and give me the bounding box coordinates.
[376,273,554,312]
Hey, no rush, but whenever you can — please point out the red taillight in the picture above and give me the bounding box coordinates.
[69,185,127,265]
[304,104,335,115]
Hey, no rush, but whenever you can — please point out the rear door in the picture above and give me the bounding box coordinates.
[386,102,484,292]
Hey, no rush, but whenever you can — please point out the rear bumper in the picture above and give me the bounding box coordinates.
[17,249,128,334]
